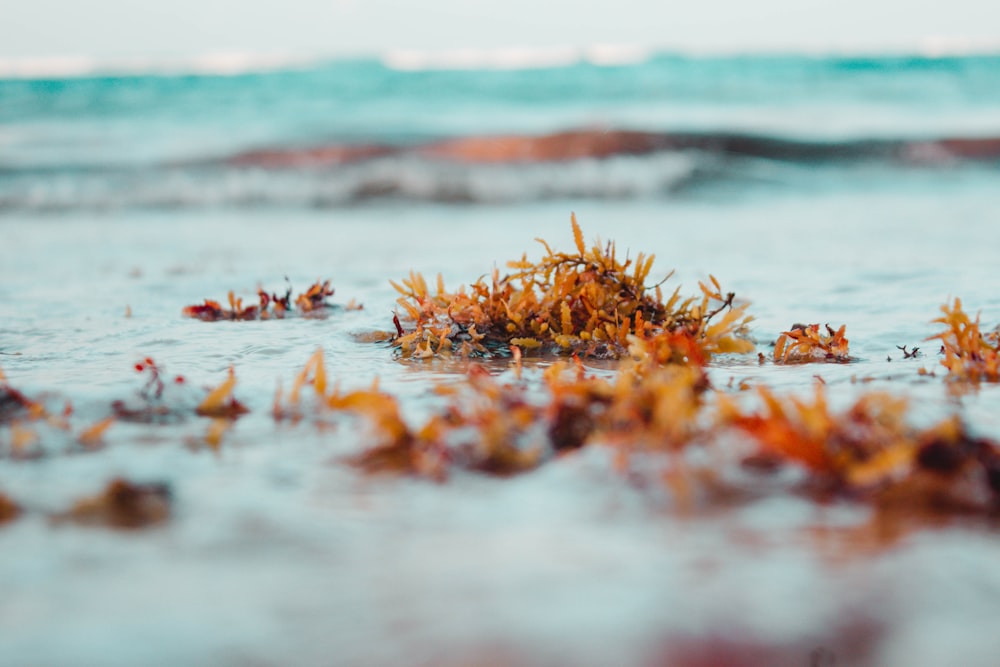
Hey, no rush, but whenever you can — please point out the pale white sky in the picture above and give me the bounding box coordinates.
[1,0,998,60]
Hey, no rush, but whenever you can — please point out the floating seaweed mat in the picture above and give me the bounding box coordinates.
[182,279,355,321]
[273,346,1000,517]
[389,213,753,361]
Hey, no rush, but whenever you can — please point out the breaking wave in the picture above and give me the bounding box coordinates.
[2,128,999,212]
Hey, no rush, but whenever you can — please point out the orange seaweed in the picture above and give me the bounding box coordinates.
[77,416,115,450]
[390,214,752,361]
[773,323,850,363]
[196,366,249,419]
[927,298,1000,383]
[719,383,1000,510]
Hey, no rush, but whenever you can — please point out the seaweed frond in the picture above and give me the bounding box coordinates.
[196,366,249,419]
[927,298,1000,383]
[0,492,21,525]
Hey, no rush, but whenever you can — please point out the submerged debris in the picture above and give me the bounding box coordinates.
[390,214,753,361]
[928,298,1000,383]
[53,478,172,529]
[183,279,341,321]
[773,323,850,363]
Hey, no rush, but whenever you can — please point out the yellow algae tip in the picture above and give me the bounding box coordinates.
[196,367,248,418]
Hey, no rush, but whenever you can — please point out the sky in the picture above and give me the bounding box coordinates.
[1,0,999,61]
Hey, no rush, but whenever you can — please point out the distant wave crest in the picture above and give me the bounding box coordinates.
[2,129,999,212]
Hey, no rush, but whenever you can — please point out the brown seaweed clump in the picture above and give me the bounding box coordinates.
[390,214,753,361]
[718,383,1000,512]
[773,323,850,363]
[182,279,338,321]
[53,478,172,529]
[927,298,1000,383]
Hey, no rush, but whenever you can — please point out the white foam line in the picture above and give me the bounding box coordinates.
[382,46,583,72]
[3,38,1000,80]
[0,52,318,80]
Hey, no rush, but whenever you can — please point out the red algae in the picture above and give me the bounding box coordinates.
[182,279,342,321]
[112,358,190,423]
[52,478,172,530]
[112,359,246,425]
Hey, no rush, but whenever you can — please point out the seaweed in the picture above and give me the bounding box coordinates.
[112,358,189,423]
[52,478,172,529]
[0,365,44,424]
[182,279,341,321]
[773,323,850,363]
[276,338,1000,515]
[196,367,249,419]
[76,417,115,450]
[276,346,712,481]
[113,359,246,424]
[718,383,1000,511]
[390,214,753,361]
[927,298,1000,383]
[1,367,115,458]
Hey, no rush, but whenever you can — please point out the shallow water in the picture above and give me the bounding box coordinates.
[3,181,1000,665]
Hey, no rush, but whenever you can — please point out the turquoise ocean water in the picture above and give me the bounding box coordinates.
[3,53,1000,208]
